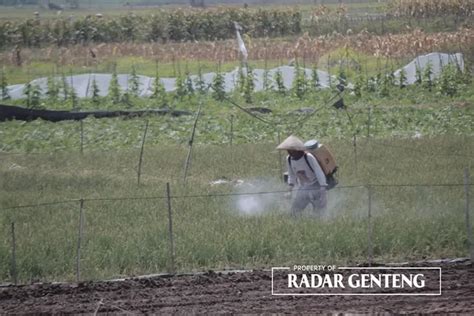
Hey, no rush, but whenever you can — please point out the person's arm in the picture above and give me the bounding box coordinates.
[306,154,327,187]
[287,155,296,188]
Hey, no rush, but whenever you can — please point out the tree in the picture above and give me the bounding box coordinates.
[175,73,187,100]
[311,64,320,90]
[195,66,208,94]
[1,69,10,100]
[46,75,59,101]
[70,85,78,110]
[151,71,168,108]
[423,61,433,91]
[292,64,307,99]
[91,76,101,105]
[274,69,286,95]
[244,67,254,104]
[212,71,226,101]
[398,68,407,89]
[129,65,140,97]
[61,73,69,100]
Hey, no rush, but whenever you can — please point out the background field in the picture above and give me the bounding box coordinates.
[0,0,473,284]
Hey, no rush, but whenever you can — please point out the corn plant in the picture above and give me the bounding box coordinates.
[389,0,473,18]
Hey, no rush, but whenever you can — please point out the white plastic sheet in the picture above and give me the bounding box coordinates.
[5,52,464,100]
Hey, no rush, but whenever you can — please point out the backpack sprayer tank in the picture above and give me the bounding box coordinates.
[283,139,338,189]
[304,140,338,177]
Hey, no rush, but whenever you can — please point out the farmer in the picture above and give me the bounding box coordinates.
[277,135,327,216]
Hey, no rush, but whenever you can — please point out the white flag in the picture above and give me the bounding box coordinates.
[234,22,248,62]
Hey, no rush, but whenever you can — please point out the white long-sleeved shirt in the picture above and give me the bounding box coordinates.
[287,153,327,187]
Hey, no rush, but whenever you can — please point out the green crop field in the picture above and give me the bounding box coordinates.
[0,136,472,282]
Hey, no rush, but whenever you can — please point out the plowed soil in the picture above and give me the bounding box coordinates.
[1,261,473,314]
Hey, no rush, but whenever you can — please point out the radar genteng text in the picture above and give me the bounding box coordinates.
[288,265,426,289]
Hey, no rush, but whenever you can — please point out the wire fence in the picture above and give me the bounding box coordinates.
[0,96,474,284]
[1,177,473,285]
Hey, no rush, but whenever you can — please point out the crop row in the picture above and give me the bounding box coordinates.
[2,1,473,51]
[0,8,301,49]
[1,28,472,72]
[388,0,473,18]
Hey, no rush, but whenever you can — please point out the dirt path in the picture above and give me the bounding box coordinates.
[1,261,473,314]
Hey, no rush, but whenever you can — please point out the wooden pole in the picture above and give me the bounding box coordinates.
[353,133,358,172]
[277,131,283,181]
[343,107,357,173]
[464,169,473,262]
[367,106,371,140]
[80,120,84,155]
[183,102,202,183]
[367,186,373,266]
[76,199,84,283]
[166,183,176,274]
[137,120,149,186]
[10,222,18,285]
[327,54,331,87]
[230,114,234,147]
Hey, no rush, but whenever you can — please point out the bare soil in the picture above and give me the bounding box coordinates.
[1,261,473,314]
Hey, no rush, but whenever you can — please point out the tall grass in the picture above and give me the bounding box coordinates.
[0,137,472,283]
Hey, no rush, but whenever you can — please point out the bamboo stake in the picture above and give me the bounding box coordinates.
[137,120,149,186]
[230,114,234,147]
[367,185,373,266]
[76,199,84,283]
[464,169,473,262]
[80,120,84,155]
[183,101,202,183]
[367,106,371,140]
[166,183,176,274]
[277,131,283,181]
[10,222,18,285]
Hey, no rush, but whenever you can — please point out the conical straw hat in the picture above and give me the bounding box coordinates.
[276,135,306,151]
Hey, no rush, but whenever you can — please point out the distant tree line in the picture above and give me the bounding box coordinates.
[0,0,39,5]
[0,8,302,48]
